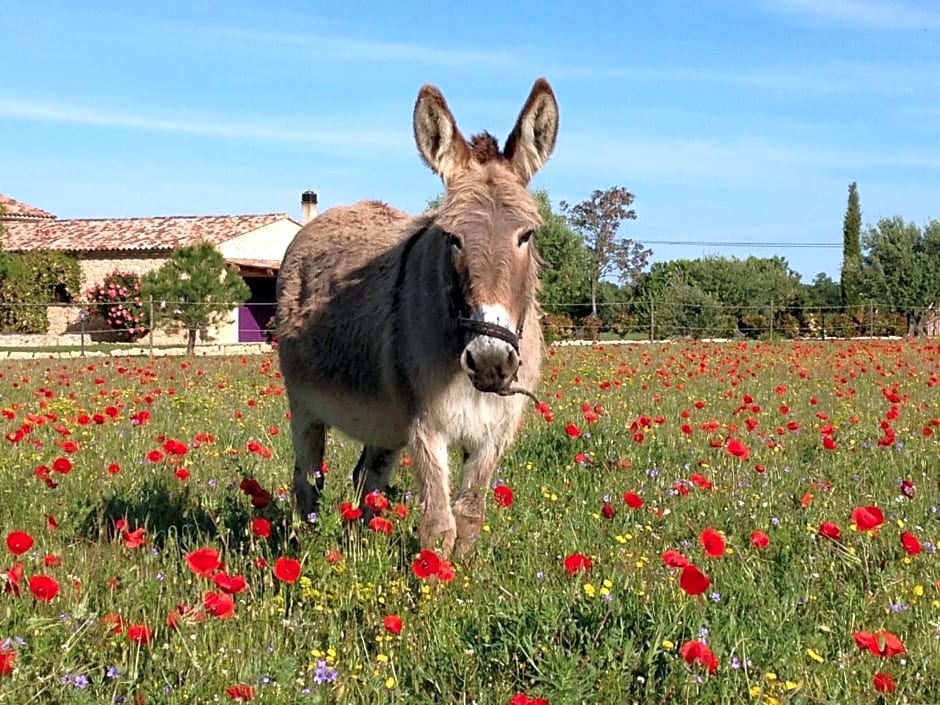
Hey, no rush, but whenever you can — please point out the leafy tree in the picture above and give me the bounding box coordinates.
[841,182,862,306]
[803,273,843,309]
[560,186,649,317]
[859,216,940,335]
[531,189,591,317]
[141,242,250,354]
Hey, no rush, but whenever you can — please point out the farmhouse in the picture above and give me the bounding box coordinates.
[1,192,317,345]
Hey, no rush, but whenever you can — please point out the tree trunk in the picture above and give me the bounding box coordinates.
[591,278,598,318]
[187,328,197,355]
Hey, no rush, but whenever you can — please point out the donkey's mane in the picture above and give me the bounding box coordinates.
[469,132,503,164]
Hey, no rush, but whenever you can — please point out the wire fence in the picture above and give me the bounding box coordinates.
[0,299,937,354]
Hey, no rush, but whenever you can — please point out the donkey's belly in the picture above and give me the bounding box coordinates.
[303,386,410,449]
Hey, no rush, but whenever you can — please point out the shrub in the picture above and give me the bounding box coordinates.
[0,251,81,334]
[85,270,149,341]
[542,313,574,343]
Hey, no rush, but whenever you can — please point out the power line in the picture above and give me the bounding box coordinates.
[641,240,841,249]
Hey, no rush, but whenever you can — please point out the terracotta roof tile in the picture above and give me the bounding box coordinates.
[2,213,295,253]
[0,193,56,220]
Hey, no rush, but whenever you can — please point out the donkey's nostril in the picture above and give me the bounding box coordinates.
[463,348,478,373]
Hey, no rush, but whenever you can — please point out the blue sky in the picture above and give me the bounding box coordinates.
[2,0,938,283]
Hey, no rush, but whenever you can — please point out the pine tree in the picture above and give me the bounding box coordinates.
[141,242,250,354]
[841,182,862,306]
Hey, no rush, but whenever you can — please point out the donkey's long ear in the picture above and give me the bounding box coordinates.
[413,85,472,185]
[503,78,559,184]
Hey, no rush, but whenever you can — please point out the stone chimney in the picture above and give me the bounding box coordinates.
[301,190,318,224]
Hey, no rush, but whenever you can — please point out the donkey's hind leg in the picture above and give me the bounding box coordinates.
[352,446,402,517]
[290,413,327,524]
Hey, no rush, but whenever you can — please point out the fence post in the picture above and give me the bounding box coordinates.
[769,300,774,339]
[649,299,655,342]
[149,297,155,359]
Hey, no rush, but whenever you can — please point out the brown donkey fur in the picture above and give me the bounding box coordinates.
[277,78,559,557]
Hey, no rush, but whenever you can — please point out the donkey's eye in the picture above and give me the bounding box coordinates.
[517,230,534,247]
[448,233,463,250]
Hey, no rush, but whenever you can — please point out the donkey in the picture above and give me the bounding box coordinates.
[276,78,559,557]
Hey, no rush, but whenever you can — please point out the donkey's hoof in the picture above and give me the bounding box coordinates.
[418,515,457,558]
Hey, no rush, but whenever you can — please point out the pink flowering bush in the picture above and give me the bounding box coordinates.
[84,270,149,341]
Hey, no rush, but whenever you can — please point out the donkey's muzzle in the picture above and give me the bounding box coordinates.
[460,336,520,393]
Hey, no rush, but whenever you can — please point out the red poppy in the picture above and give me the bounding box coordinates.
[853,630,905,658]
[28,574,60,601]
[436,558,455,582]
[364,490,390,511]
[45,514,59,531]
[822,437,837,450]
[213,573,247,594]
[4,562,24,596]
[5,530,34,556]
[186,547,223,577]
[689,473,713,490]
[493,484,514,507]
[0,648,15,677]
[273,556,301,583]
[899,479,915,498]
[622,491,644,509]
[145,449,164,463]
[163,439,188,456]
[340,502,363,521]
[662,549,689,568]
[101,613,125,634]
[563,552,593,576]
[225,684,256,701]
[325,550,344,565]
[900,531,921,556]
[564,423,581,438]
[851,506,884,532]
[368,516,394,535]
[412,549,442,580]
[750,531,770,549]
[383,614,403,635]
[122,527,146,549]
[726,438,750,460]
[127,624,153,645]
[174,467,190,481]
[819,522,842,540]
[680,639,719,673]
[699,528,725,558]
[107,463,121,475]
[873,672,896,694]
[251,518,271,538]
[204,590,236,618]
[52,457,72,474]
[678,565,710,596]
[600,502,615,519]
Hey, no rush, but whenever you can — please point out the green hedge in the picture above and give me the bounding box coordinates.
[0,251,81,333]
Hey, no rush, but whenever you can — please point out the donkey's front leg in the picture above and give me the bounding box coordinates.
[452,445,502,558]
[411,424,457,556]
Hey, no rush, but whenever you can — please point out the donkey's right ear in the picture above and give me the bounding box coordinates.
[413,85,471,185]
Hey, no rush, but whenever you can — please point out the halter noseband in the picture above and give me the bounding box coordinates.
[454,316,523,355]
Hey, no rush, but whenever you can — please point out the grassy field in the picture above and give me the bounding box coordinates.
[1,340,938,704]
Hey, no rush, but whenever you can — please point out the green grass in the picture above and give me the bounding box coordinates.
[1,340,938,704]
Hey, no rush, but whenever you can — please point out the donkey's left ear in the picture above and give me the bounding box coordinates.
[503,78,559,184]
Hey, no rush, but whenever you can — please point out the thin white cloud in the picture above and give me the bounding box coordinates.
[552,133,940,188]
[0,97,408,153]
[170,23,520,70]
[765,0,940,30]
